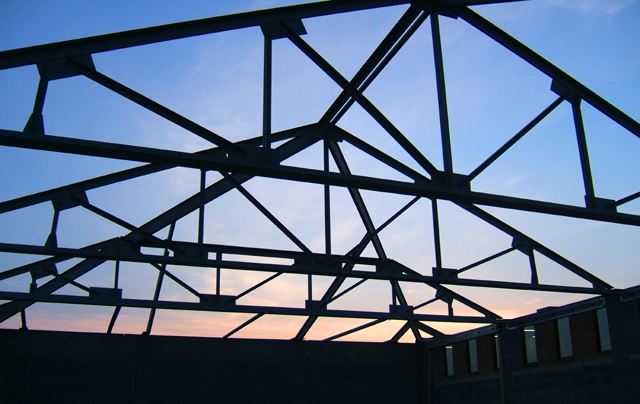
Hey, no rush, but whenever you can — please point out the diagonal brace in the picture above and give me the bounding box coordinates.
[68,57,246,155]
[282,24,444,180]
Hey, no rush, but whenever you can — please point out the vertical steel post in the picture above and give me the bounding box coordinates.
[114,260,120,289]
[572,99,596,206]
[432,199,443,269]
[263,31,272,152]
[106,306,121,334]
[46,209,60,247]
[146,222,176,334]
[498,329,507,404]
[25,77,48,134]
[19,309,27,330]
[324,138,331,259]
[198,169,206,248]
[431,13,453,174]
[529,252,539,285]
[108,260,122,334]
[216,252,221,296]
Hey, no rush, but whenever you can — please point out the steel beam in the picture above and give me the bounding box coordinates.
[2,129,638,226]
[456,6,640,139]
[0,290,496,324]
[0,241,613,295]
[0,0,415,70]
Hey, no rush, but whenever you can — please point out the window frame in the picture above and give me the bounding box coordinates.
[595,308,612,352]
[556,317,574,359]
[523,326,538,364]
[468,339,479,373]
[445,345,454,376]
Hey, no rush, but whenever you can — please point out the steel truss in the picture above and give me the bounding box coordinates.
[0,0,639,342]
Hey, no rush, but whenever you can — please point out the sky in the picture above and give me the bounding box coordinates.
[0,0,639,342]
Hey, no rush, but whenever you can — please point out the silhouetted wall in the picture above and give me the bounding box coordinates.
[2,298,639,403]
[0,330,429,404]
[431,297,640,404]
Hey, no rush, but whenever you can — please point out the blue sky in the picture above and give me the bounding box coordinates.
[0,0,639,341]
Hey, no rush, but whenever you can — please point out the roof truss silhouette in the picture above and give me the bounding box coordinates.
[1,0,639,342]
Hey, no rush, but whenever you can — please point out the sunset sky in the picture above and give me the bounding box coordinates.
[0,0,639,342]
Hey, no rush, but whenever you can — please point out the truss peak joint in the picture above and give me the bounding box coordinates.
[261,19,306,40]
[37,55,95,81]
[200,294,236,309]
[89,287,123,304]
[585,196,617,213]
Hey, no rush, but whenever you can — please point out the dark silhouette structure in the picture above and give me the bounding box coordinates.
[2,291,639,403]
[1,1,639,402]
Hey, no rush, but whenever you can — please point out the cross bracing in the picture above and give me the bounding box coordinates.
[0,0,639,342]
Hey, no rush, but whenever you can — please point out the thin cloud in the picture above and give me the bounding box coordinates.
[550,0,638,15]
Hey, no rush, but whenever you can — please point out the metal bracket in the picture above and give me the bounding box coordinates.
[511,238,533,256]
[435,289,454,305]
[45,234,57,248]
[376,260,400,275]
[424,2,459,19]
[261,19,306,40]
[305,299,326,315]
[200,294,236,309]
[389,304,414,319]
[423,324,499,349]
[433,267,458,281]
[585,196,617,212]
[506,296,604,330]
[37,55,95,80]
[620,285,640,302]
[89,287,123,304]
[51,192,89,211]
[29,263,58,280]
[432,172,471,192]
[550,79,579,104]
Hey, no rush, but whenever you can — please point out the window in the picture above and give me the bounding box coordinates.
[557,317,573,358]
[523,326,537,364]
[468,339,478,373]
[445,345,454,376]
[596,308,612,351]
